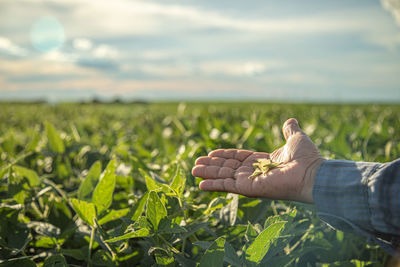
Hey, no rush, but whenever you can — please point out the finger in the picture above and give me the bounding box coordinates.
[270,147,284,162]
[199,178,238,193]
[223,159,242,169]
[195,156,225,166]
[192,165,235,179]
[195,157,241,169]
[208,149,254,161]
[253,152,270,157]
[282,118,303,141]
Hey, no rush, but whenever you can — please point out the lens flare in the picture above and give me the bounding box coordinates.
[30,16,65,52]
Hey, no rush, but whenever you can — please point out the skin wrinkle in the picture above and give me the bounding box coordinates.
[235,150,253,161]
[231,178,238,193]
[215,166,227,178]
[217,167,224,179]
[205,165,218,178]
[225,149,236,159]
[196,156,242,169]
[208,157,225,167]
[223,158,241,169]
[222,167,235,178]
[209,149,253,162]
[221,178,227,192]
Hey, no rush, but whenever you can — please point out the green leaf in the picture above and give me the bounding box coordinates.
[70,198,96,226]
[9,183,26,204]
[0,167,8,180]
[0,258,36,267]
[158,218,187,234]
[92,160,116,214]
[204,197,228,216]
[336,230,344,242]
[78,160,101,200]
[141,168,164,192]
[219,193,238,226]
[224,241,241,267]
[174,253,197,267]
[131,192,149,221]
[146,191,167,230]
[246,221,286,263]
[148,247,174,265]
[13,166,39,187]
[263,215,282,229]
[98,208,130,225]
[43,254,68,267]
[105,228,150,242]
[170,167,186,197]
[59,248,86,260]
[26,131,41,152]
[45,122,65,153]
[199,236,225,267]
[156,255,174,265]
[92,250,113,266]
[245,223,258,242]
[194,241,211,250]
[34,237,57,248]
[181,222,211,240]
[129,216,151,230]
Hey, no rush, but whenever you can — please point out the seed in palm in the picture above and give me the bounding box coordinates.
[248,158,282,179]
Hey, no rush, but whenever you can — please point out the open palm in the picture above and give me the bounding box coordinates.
[192,118,324,203]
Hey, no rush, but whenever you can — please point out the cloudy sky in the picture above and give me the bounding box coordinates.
[0,0,400,102]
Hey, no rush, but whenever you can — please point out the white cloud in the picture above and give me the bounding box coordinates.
[198,61,282,77]
[2,0,400,53]
[73,38,93,51]
[41,50,76,62]
[381,0,400,26]
[138,63,192,77]
[66,0,390,36]
[3,0,392,38]
[1,0,400,102]
[0,58,96,77]
[0,36,27,56]
[60,0,379,37]
[41,41,119,66]
[139,50,178,60]
[93,44,118,59]
[124,60,284,78]
[365,32,400,50]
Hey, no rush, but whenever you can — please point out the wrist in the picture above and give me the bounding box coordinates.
[301,157,326,204]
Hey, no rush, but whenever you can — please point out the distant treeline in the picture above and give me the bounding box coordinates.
[0,98,149,105]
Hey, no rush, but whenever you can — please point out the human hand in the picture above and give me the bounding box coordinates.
[191,118,325,203]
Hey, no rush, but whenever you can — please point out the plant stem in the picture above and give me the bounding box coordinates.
[98,232,117,261]
[88,225,96,267]
[181,238,186,253]
[158,234,181,255]
[271,201,278,216]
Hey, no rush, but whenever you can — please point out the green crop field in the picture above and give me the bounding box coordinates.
[0,102,399,266]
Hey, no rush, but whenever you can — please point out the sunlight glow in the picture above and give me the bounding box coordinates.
[30,16,65,52]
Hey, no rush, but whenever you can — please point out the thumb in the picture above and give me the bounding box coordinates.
[282,118,303,141]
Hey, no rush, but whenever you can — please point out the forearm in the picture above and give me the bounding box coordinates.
[312,159,400,256]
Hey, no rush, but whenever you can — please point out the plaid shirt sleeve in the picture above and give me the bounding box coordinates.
[312,159,400,256]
